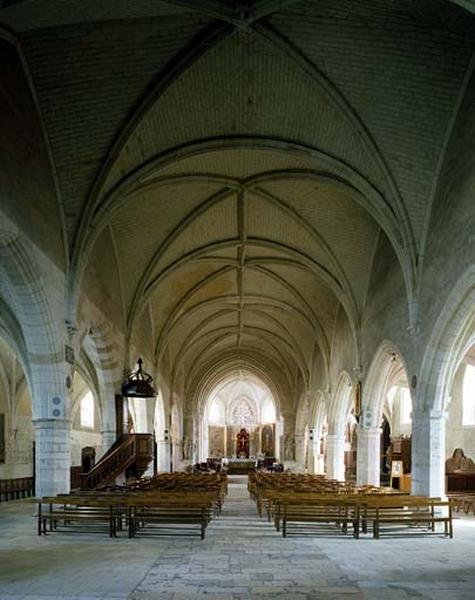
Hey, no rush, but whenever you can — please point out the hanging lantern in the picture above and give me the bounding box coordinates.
[121,358,157,398]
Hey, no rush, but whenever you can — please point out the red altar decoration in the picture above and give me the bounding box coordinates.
[236,428,250,458]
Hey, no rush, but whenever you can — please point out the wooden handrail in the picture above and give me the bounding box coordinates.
[80,434,153,490]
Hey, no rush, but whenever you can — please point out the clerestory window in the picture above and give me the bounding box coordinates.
[462,364,475,426]
[80,391,94,429]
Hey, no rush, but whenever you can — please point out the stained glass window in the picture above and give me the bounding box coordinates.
[232,398,256,425]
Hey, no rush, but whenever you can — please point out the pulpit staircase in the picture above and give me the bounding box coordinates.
[78,433,153,490]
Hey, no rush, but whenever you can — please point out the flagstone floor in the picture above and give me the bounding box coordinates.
[0,476,474,600]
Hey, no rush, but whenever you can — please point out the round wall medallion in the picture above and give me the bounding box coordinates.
[52,396,62,405]
[52,408,61,417]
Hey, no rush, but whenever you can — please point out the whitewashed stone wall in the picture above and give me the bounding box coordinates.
[0,415,34,479]
[70,429,103,467]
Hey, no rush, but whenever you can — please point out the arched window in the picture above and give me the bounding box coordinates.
[462,364,475,426]
[261,397,276,423]
[399,387,412,425]
[208,398,224,425]
[80,391,94,429]
[232,398,256,425]
[387,385,412,426]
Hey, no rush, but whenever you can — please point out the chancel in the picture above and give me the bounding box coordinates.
[0,0,474,598]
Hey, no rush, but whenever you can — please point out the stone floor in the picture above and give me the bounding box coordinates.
[0,476,474,600]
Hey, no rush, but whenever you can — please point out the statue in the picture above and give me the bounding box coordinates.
[446,448,475,473]
[182,437,192,461]
[284,434,295,461]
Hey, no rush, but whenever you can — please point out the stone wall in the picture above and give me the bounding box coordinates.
[0,415,34,479]
[70,428,103,467]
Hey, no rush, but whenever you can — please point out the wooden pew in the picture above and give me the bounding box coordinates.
[38,495,122,537]
[279,496,360,538]
[360,496,453,539]
[37,481,221,540]
[127,495,214,540]
[0,477,34,502]
[249,472,454,541]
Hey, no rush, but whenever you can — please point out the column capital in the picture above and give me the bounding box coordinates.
[33,418,71,429]
[357,425,382,437]
[411,408,448,421]
[326,433,344,442]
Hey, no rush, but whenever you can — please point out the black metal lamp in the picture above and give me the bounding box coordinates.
[122,358,157,398]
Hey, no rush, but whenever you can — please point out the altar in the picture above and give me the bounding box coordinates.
[208,423,276,459]
[223,458,257,474]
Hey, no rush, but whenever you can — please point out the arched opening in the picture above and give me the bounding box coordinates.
[0,335,34,482]
[70,371,102,485]
[462,360,475,427]
[171,403,182,471]
[445,343,475,493]
[383,380,412,490]
[200,374,278,462]
[381,416,391,479]
[413,269,475,497]
[310,397,328,475]
[153,389,168,473]
[344,411,358,481]
[326,372,354,481]
[80,326,121,453]
[360,343,412,488]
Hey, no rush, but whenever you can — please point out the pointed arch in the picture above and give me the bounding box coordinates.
[419,266,475,412]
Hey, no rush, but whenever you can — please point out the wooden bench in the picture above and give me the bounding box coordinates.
[361,497,453,539]
[280,498,360,538]
[128,498,212,540]
[38,496,121,537]
[37,490,217,540]
[0,477,34,502]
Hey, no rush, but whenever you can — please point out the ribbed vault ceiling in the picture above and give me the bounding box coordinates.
[85,146,378,397]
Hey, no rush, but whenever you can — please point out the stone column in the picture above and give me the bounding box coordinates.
[325,433,345,481]
[356,426,381,486]
[34,419,71,497]
[198,418,206,463]
[154,422,171,473]
[411,409,446,497]
[100,428,116,458]
[294,432,306,467]
[307,439,320,474]
[156,439,170,472]
[314,452,325,474]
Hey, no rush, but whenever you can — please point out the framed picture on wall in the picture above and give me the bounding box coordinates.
[391,460,404,477]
